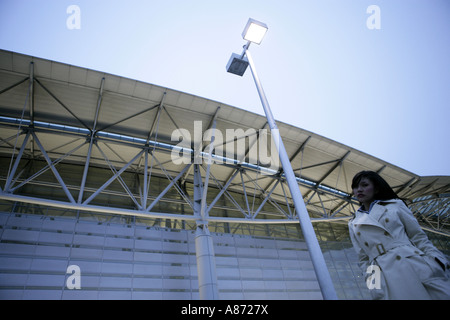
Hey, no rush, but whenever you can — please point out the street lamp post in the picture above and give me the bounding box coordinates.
[227,18,338,300]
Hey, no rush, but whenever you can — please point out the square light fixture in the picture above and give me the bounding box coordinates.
[242,18,268,45]
[226,53,249,76]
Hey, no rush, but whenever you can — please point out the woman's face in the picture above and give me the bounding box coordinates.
[353,177,376,208]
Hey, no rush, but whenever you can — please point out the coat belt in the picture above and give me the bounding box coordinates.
[369,241,413,261]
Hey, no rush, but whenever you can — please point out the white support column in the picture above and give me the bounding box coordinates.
[195,224,219,300]
[193,164,219,300]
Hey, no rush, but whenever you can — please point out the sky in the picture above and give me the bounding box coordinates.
[0,0,449,177]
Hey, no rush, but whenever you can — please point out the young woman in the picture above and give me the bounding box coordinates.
[348,170,450,299]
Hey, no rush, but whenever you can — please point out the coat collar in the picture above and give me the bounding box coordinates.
[367,202,388,222]
[352,200,395,230]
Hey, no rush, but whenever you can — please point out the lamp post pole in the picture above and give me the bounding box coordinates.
[243,46,338,300]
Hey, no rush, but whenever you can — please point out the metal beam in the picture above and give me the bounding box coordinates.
[206,168,240,214]
[1,116,359,209]
[29,63,35,126]
[204,168,248,218]
[34,78,90,130]
[10,139,85,193]
[304,151,350,199]
[142,149,149,209]
[145,163,192,212]
[0,191,352,224]
[0,76,29,95]
[32,131,76,203]
[96,142,141,210]
[200,108,219,220]
[78,77,105,203]
[252,179,280,219]
[239,170,252,218]
[181,106,221,186]
[242,170,290,219]
[4,132,31,192]
[261,135,310,208]
[147,152,193,208]
[28,62,35,156]
[220,123,264,187]
[82,149,144,205]
[97,103,160,132]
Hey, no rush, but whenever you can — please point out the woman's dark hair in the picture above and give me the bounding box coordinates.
[351,170,399,201]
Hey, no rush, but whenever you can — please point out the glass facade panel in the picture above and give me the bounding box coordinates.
[1,198,449,300]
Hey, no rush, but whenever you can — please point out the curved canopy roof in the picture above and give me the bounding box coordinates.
[0,50,449,234]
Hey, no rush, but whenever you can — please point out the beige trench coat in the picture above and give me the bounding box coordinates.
[348,199,450,300]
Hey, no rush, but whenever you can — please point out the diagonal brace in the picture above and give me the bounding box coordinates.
[32,131,76,203]
[82,149,144,205]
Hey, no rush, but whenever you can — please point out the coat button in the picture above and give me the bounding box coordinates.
[364,242,369,247]
[384,231,389,236]
[385,218,389,223]
[357,232,361,236]
[396,256,401,260]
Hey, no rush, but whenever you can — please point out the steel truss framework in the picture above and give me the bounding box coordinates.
[0,50,449,237]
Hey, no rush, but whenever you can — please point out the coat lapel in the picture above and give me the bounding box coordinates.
[369,203,387,222]
[352,203,388,231]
